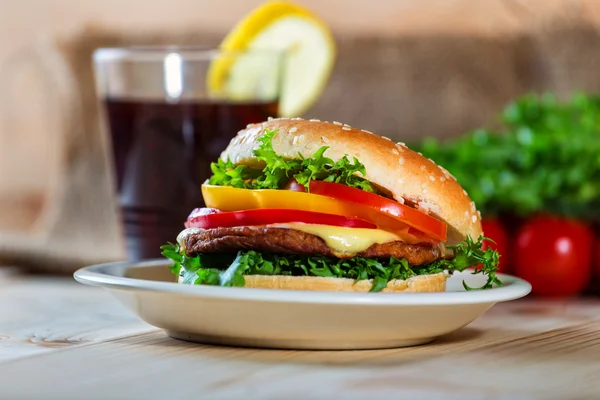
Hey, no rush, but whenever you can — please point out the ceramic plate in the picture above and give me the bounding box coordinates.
[74,260,531,350]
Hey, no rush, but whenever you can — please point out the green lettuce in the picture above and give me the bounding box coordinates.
[208,129,380,194]
[161,235,501,292]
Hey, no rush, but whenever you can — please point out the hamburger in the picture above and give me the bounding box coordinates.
[161,118,501,293]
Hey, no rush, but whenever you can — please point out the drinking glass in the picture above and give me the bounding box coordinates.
[93,47,284,260]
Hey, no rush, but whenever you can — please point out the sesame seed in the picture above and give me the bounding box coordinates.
[397,197,405,204]
[396,142,406,147]
[439,166,451,178]
[297,134,305,143]
[470,202,476,211]
[472,215,478,223]
[417,152,423,156]
[382,136,392,141]
[343,123,351,127]
[477,210,482,218]
[342,126,351,131]
[465,211,469,217]
[309,119,320,122]
[440,177,446,182]
[292,117,302,120]
[321,136,329,143]
[420,166,426,171]
[267,116,274,121]
[392,149,399,155]
[428,158,436,164]
[429,175,435,181]
[289,127,298,133]
[462,189,468,196]
[361,129,373,134]
[333,121,342,126]
[292,136,299,145]
[398,157,405,165]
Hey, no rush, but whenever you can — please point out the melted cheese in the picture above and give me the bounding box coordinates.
[176,224,402,256]
[270,223,400,255]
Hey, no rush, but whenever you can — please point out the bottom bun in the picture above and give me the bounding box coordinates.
[179,273,448,293]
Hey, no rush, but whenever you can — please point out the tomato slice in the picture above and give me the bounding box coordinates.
[185,208,377,230]
[301,180,446,242]
[201,184,446,242]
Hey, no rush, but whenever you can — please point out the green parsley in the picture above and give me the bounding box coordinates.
[418,92,600,219]
[421,235,502,290]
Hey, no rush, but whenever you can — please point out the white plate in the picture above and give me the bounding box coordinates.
[74,260,531,350]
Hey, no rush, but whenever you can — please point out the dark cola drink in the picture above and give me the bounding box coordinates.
[104,98,278,260]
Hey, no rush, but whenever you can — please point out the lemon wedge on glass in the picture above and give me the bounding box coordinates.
[207,1,336,117]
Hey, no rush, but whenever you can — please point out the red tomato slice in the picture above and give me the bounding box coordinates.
[297,180,447,243]
[202,184,441,243]
[185,208,377,230]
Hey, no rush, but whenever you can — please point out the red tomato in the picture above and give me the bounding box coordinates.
[287,179,447,242]
[481,218,509,274]
[594,233,600,285]
[514,215,593,297]
[185,208,377,229]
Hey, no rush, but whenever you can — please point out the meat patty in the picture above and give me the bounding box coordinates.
[181,227,441,266]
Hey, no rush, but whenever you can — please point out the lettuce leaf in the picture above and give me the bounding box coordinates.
[161,236,501,292]
[208,129,380,194]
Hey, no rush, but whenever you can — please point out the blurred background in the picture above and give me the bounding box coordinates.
[1,0,600,297]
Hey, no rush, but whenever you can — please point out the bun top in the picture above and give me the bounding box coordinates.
[221,118,482,245]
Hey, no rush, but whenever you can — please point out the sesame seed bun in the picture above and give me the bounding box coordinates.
[179,273,448,293]
[221,118,482,245]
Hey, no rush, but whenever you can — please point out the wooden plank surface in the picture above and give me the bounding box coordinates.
[1,272,600,399]
[0,270,156,363]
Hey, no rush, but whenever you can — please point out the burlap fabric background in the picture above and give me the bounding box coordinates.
[1,4,599,272]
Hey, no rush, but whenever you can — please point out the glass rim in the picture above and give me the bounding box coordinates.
[93,46,286,63]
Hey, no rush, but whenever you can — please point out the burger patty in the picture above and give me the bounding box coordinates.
[182,227,442,265]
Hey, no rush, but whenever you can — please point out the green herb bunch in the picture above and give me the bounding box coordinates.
[418,93,600,219]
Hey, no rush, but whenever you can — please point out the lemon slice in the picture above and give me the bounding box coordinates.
[208,1,336,117]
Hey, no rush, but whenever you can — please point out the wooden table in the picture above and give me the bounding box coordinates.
[1,268,600,399]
